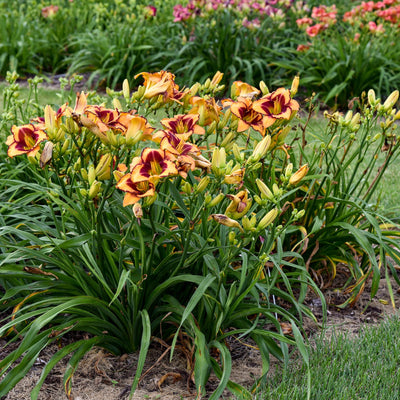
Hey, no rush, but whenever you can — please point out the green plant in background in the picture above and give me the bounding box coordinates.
[0,72,320,399]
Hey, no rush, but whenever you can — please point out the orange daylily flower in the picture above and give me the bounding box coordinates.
[125,116,155,143]
[130,148,178,184]
[6,124,48,158]
[252,88,299,128]
[73,92,88,115]
[229,97,266,135]
[188,96,222,126]
[231,81,260,99]
[135,70,178,100]
[116,174,156,206]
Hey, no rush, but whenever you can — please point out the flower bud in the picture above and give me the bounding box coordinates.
[88,180,101,199]
[259,81,269,95]
[182,181,192,195]
[247,135,271,164]
[289,164,309,186]
[123,79,130,102]
[284,163,293,178]
[220,131,235,148]
[95,154,113,180]
[383,90,399,112]
[88,165,96,185]
[257,208,279,231]
[80,168,88,181]
[368,89,376,107]
[211,147,226,177]
[211,214,244,233]
[290,75,300,97]
[196,176,210,193]
[207,193,225,208]
[256,178,274,201]
[113,98,123,111]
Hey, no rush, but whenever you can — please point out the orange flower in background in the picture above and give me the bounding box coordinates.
[129,148,178,183]
[230,81,260,99]
[116,174,156,206]
[229,97,266,135]
[188,96,222,126]
[160,114,205,140]
[6,124,47,158]
[252,88,299,128]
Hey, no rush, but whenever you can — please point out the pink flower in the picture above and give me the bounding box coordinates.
[41,5,59,18]
[306,23,325,37]
[296,17,313,28]
[297,43,311,52]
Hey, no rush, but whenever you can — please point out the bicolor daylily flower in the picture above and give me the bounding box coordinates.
[228,97,266,135]
[116,174,156,206]
[6,124,47,158]
[252,88,299,128]
[159,132,199,178]
[129,148,178,184]
[160,114,205,140]
[85,106,135,134]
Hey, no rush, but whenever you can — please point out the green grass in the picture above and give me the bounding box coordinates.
[0,83,62,114]
[292,111,400,217]
[252,314,400,400]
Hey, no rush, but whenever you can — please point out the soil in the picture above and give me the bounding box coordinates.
[2,267,399,400]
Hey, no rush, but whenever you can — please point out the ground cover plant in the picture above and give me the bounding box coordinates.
[3,0,400,108]
[256,313,400,400]
[1,69,400,399]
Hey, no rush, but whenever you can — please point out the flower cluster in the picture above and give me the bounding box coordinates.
[296,5,337,38]
[173,0,286,27]
[5,71,306,237]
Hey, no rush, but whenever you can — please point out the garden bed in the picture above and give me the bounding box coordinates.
[3,269,398,400]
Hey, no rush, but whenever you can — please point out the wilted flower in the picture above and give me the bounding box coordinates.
[134,70,178,101]
[225,190,252,219]
[6,124,47,158]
